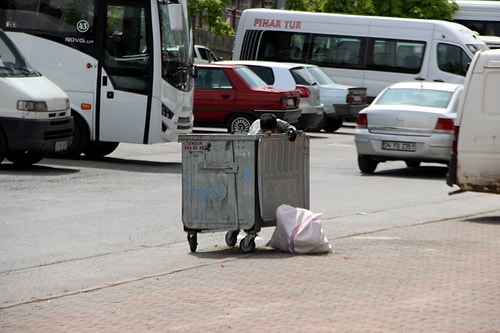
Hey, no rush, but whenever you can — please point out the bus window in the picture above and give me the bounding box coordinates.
[437,43,470,76]
[104,4,151,94]
[2,0,94,34]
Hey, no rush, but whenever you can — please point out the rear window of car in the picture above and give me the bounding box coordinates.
[235,66,268,89]
[290,67,316,86]
[376,88,453,108]
[245,65,275,85]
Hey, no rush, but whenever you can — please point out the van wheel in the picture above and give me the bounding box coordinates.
[0,130,7,163]
[324,118,344,132]
[228,115,253,133]
[7,152,45,167]
[358,155,378,174]
[49,112,89,159]
[84,141,119,159]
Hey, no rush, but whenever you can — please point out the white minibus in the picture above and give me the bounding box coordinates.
[233,9,487,100]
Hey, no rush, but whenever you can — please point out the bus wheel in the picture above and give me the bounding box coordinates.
[0,130,7,163]
[84,141,119,159]
[324,118,344,132]
[228,115,253,133]
[50,112,89,159]
[7,152,45,167]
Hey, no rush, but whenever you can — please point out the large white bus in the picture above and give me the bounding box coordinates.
[453,1,500,37]
[0,0,194,158]
[233,9,487,101]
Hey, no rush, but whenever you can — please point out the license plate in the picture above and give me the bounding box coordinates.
[382,141,416,152]
[54,140,68,152]
[286,98,295,107]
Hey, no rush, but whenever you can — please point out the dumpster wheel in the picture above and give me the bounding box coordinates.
[187,232,198,252]
[239,235,256,253]
[225,230,239,247]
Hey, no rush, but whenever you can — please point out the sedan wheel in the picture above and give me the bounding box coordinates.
[228,115,253,133]
[306,114,326,132]
[324,118,344,132]
[405,161,421,168]
[358,155,378,174]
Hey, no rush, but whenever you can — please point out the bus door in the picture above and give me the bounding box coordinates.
[97,0,154,143]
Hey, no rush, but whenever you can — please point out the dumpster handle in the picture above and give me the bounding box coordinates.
[198,162,237,173]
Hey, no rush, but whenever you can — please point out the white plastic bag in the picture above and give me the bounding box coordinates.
[267,204,331,254]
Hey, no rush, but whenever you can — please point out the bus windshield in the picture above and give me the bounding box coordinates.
[159,0,192,90]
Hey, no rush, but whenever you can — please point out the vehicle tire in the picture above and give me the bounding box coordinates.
[358,155,378,174]
[49,112,89,159]
[84,141,119,159]
[306,114,326,132]
[227,114,253,133]
[7,151,45,167]
[405,161,421,168]
[0,130,7,163]
[324,118,344,132]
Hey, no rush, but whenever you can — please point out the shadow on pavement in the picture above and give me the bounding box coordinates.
[462,215,500,225]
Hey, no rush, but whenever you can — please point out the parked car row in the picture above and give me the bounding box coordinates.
[191,58,481,184]
[193,60,368,133]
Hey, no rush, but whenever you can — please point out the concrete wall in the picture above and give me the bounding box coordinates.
[193,28,235,60]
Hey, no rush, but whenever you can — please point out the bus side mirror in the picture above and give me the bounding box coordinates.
[168,4,183,31]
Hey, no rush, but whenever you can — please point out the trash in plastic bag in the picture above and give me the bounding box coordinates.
[267,204,331,254]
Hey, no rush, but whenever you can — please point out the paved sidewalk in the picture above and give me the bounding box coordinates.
[1,216,499,332]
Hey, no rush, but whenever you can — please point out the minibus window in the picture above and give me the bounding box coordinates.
[367,38,424,74]
[437,43,470,76]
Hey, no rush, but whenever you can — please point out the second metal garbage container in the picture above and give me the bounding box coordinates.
[179,133,309,253]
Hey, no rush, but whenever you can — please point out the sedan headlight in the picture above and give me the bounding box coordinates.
[17,100,48,111]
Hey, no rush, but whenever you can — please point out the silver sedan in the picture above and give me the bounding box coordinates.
[354,81,463,174]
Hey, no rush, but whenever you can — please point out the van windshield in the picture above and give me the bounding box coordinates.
[0,31,40,78]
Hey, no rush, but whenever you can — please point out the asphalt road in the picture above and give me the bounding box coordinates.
[1,125,498,308]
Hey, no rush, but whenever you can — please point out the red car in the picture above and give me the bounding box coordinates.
[194,63,302,133]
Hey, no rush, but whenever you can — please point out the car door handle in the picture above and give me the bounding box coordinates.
[221,94,231,99]
[433,79,444,82]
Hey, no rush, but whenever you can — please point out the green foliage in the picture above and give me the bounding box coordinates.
[286,0,312,12]
[371,0,458,20]
[318,0,457,19]
[189,0,234,36]
[320,0,374,15]
[188,0,459,36]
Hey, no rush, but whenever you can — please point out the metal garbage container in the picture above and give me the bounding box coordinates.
[179,133,309,253]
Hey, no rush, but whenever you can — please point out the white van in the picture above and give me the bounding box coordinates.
[447,49,500,194]
[233,9,487,101]
[0,29,73,166]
